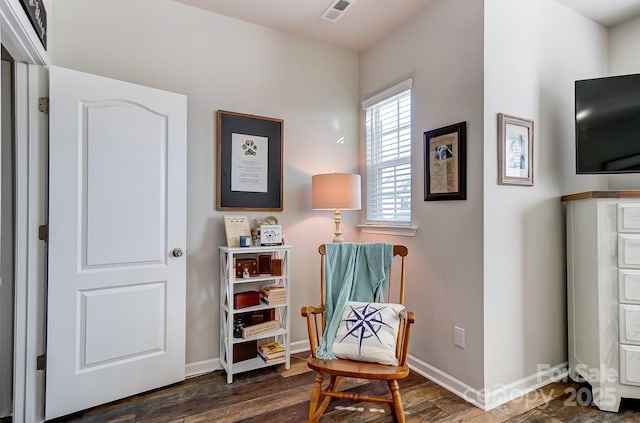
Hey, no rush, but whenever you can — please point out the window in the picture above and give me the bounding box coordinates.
[363,79,412,225]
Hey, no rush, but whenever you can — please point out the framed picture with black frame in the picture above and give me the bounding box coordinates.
[216,110,283,211]
[424,121,467,201]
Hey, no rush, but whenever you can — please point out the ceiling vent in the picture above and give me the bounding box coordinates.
[321,0,355,23]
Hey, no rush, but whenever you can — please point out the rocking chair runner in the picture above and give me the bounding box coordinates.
[300,244,415,423]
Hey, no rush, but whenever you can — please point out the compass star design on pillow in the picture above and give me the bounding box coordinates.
[332,301,405,365]
[339,303,392,353]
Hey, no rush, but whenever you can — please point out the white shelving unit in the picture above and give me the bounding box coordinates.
[219,245,291,383]
[565,192,640,411]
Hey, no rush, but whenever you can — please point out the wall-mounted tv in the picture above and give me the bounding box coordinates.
[575,73,640,174]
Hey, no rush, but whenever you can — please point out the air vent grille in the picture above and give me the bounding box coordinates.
[334,0,350,11]
[321,0,355,22]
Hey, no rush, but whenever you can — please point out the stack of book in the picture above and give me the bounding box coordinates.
[258,341,285,363]
[259,285,287,305]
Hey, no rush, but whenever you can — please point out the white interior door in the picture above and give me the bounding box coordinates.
[45,66,187,420]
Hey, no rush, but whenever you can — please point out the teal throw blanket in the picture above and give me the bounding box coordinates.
[316,242,394,359]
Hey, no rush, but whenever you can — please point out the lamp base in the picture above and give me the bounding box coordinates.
[333,209,344,243]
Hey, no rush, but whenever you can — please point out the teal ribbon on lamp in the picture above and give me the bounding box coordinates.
[311,173,362,242]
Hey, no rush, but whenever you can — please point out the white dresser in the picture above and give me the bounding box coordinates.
[564,191,640,411]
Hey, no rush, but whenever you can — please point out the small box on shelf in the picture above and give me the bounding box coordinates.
[233,341,258,363]
[235,309,275,327]
[242,320,279,338]
[235,258,257,278]
[271,259,283,276]
[233,291,260,309]
[258,255,272,274]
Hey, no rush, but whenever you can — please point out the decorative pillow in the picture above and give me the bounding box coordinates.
[331,301,405,366]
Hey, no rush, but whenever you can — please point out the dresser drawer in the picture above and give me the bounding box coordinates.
[618,235,640,268]
[618,204,640,233]
[620,270,640,304]
[620,344,640,386]
[620,304,640,344]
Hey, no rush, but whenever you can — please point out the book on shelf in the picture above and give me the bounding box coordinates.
[258,350,285,363]
[258,341,285,362]
[259,284,287,305]
[260,284,286,294]
[259,341,284,355]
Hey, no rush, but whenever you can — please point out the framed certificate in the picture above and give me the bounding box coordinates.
[216,110,284,211]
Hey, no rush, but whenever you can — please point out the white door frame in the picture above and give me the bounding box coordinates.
[12,62,47,423]
[0,1,47,422]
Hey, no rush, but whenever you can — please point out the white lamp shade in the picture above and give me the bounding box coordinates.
[312,173,361,210]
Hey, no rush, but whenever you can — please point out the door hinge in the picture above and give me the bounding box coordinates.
[39,97,49,113]
[36,354,46,370]
[38,224,48,242]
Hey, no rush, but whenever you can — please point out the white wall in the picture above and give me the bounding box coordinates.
[609,15,640,75]
[359,0,485,390]
[48,0,360,365]
[483,0,608,396]
[608,15,640,191]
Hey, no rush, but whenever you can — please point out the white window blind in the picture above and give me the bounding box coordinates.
[364,79,412,224]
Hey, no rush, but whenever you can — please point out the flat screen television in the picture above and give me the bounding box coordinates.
[575,73,640,174]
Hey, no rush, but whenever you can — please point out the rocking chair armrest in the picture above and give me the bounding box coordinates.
[406,310,415,324]
[398,310,415,366]
[301,304,325,358]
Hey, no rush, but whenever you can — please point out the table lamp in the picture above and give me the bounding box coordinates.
[312,173,361,242]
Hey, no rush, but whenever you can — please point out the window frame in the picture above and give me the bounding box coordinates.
[361,79,416,235]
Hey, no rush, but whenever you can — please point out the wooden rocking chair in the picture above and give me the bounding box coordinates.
[300,244,414,423]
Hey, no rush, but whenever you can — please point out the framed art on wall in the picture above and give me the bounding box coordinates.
[424,121,467,201]
[497,113,534,186]
[216,110,284,211]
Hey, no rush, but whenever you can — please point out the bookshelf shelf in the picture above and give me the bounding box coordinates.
[219,245,291,383]
[232,328,287,344]
[232,275,287,285]
[231,356,287,374]
[223,302,287,314]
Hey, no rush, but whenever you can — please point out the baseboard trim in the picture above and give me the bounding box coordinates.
[185,358,221,378]
[290,340,310,354]
[482,361,569,410]
[407,355,486,409]
[407,356,568,411]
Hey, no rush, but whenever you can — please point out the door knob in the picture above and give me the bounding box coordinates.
[171,248,184,258]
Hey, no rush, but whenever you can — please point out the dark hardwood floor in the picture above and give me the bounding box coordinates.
[50,352,640,423]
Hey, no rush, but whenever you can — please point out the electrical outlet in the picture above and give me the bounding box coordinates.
[454,326,465,349]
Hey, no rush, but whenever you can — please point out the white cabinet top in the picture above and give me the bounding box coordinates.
[562,191,640,202]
